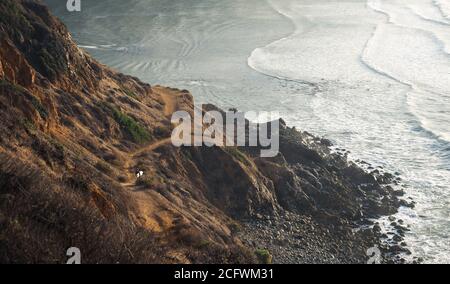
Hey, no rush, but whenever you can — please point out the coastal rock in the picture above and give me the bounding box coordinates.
[0,38,36,87]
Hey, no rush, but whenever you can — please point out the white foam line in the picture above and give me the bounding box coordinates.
[362,3,450,144]
[361,31,448,145]
[369,0,450,55]
[363,0,450,86]
[247,0,318,88]
[407,2,450,26]
[407,4,450,26]
[434,0,450,19]
[78,45,99,50]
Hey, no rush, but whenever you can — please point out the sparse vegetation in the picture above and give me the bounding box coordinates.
[0,79,26,93]
[29,134,65,165]
[63,170,94,196]
[255,249,272,264]
[224,147,250,166]
[136,176,156,187]
[21,119,36,132]
[196,239,212,249]
[95,160,114,175]
[0,153,168,264]
[0,0,68,81]
[0,79,48,120]
[0,0,32,40]
[153,125,171,138]
[103,104,151,144]
[228,221,242,234]
[182,147,193,160]
[30,97,48,119]
[122,88,139,100]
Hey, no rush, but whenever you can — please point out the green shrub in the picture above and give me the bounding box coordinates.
[196,240,212,249]
[135,176,156,187]
[105,104,151,144]
[255,249,272,264]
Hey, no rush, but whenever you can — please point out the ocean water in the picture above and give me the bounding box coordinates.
[45,0,450,263]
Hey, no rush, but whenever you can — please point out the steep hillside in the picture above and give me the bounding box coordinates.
[0,0,411,264]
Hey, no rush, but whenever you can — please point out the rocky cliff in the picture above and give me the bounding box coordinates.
[0,0,410,264]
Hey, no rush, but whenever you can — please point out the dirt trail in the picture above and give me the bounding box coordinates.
[132,138,172,156]
[117,87,181,231]
[120,87,178,185]
[130,86,178,156]
[154,86,178,117]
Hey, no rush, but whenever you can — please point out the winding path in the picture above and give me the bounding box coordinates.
[120,87,178,187]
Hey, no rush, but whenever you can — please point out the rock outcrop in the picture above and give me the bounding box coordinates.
[0,38,36,87]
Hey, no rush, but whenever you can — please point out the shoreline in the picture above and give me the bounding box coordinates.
[230,122,416,264]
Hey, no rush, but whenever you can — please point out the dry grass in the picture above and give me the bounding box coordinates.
[0,153,167,263]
